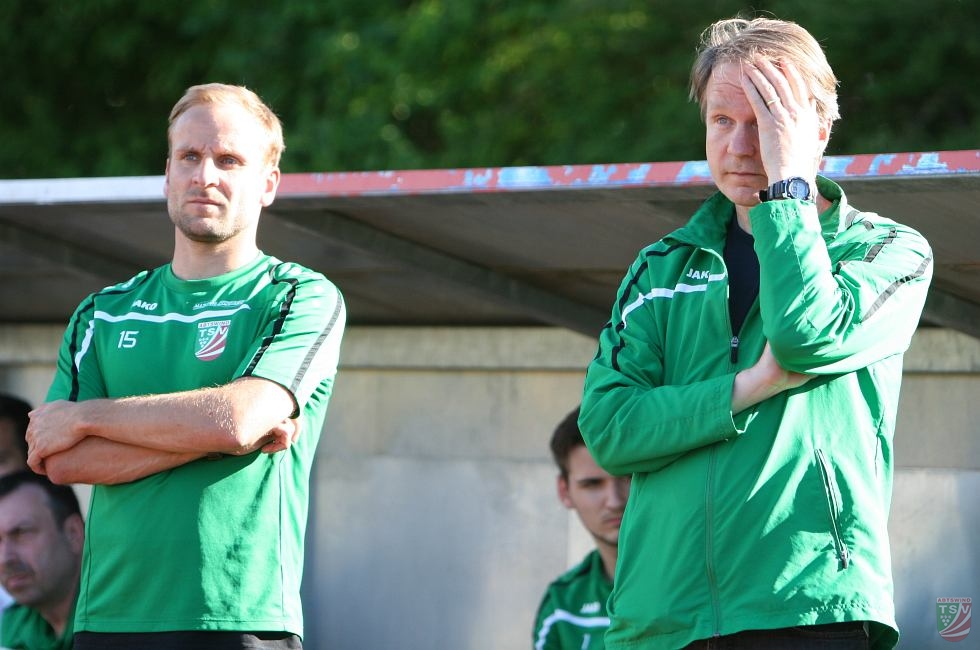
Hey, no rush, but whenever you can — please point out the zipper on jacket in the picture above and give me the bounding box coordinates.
[729,336,739,364]
[815,449,851,569]
[704,447,723,635]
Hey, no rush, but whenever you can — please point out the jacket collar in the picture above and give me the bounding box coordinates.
[668,175,850,250]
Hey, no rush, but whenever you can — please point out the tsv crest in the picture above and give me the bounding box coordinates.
[196,320,231,361]
[937,597,971,643]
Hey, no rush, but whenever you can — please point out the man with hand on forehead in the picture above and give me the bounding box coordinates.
[579,16,932,650]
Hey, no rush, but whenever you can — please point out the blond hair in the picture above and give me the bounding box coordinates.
[689,18,840,126]
[168,83,285,167]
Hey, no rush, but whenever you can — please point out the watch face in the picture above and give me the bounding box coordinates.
[787,178,811,200]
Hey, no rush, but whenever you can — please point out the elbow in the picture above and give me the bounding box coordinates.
[578,407,624,475]
[219,427,256,455]
[765,321,841,373]
[219,418,274,456]
[765,320,821,361]
[762,297,858,370]
[211,388,285,455]
[580,429,614,471]
[767,338,810,372]
[588,445,630,476]
[209,403,261,454]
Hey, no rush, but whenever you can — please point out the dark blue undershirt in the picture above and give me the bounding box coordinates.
[724,213,760,337]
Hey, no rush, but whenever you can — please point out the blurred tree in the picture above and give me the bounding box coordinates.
[0,0,976,179]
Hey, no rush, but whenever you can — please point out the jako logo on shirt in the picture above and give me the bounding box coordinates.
[937,597,971,642]
[196,320,230,361]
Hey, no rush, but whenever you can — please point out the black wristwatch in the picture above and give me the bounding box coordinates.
[759,177,813,202]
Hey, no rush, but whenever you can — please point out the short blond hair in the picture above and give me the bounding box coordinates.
[689,18,840,126]
[167,83,285,167]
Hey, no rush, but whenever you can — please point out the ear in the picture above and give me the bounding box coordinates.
[163,158,171,197]
[557,475,573,509]
[63,513,85,555]
[260,166,281,208]
[816,119,832,157]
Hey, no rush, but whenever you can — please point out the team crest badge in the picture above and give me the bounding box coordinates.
[196,320,230,361]
[937,597,972,642]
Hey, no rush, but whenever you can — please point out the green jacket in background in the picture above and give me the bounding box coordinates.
[1,600,75,650]
[579,177,932,650]
[533,549,613,649]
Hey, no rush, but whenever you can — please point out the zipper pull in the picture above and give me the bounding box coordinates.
[730,336,739,364]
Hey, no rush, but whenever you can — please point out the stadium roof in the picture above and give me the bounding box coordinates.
[1,149,978,338]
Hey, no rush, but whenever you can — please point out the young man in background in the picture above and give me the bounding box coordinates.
[534,406,630,649]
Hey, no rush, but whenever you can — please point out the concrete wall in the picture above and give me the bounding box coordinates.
[1,325,976,649]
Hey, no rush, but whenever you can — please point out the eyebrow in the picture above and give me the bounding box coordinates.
[0,520,35,532]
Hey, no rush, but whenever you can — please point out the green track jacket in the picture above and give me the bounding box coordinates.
[533,549,613,649]
[579,177,932,650]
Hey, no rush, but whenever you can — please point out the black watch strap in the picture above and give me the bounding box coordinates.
[759,177,813,202]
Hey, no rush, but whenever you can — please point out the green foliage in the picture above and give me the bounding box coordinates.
[0,0,977,179]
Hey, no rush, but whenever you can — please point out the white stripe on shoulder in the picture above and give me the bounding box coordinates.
[534,609,610,650]
[621,272,726,327]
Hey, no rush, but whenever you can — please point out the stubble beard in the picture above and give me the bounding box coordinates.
[169,201,246,245]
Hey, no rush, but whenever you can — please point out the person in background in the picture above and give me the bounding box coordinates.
[0,393,34,617]
[533,406,630,649]
[25,83,346,650]
[0,471,84,650]
[0,395,30,478]
[579,16,932,650]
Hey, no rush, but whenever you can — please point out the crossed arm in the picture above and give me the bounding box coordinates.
[27,377,299,485]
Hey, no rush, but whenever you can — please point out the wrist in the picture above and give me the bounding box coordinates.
[733,363,785,413]
[759,176,814,203]
[74,399,106,443]
[733,366,767,413]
